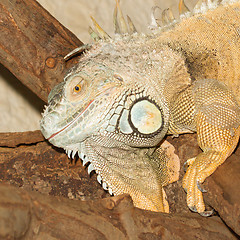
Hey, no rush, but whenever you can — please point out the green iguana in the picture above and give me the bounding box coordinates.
[40,0,240,216]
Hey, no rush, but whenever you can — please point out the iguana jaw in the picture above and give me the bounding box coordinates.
[47,99,94,141]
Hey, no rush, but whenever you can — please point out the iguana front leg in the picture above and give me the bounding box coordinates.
[183,111,240,215]
[169,79,240,215]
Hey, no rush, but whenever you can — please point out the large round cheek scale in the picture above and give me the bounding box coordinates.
[130,100,162,134]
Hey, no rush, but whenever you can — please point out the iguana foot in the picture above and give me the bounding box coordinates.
[182,155,214,215]
[182,153,228,216]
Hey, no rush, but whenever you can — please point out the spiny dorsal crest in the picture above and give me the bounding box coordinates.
[64,0,237,61]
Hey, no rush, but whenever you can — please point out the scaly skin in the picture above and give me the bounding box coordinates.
[40,0,240,215]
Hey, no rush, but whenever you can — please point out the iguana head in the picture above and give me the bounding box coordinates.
[41,58,123,148]
[40,0,192,153]
[40,27,191,153]
[40,39,173,151]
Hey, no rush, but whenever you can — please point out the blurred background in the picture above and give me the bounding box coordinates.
[0,0,197,132]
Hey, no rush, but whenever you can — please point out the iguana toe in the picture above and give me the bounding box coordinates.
[183,157,196,172]
[199,209,215,217]
[183,162,207,214]
[197,180,207,193]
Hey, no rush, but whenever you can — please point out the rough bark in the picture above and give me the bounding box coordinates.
[204,152,240,236]
[0,131,240,239]
[0,131,108,203]
[0,0,82,102]
[0,131,44,147]
[0,184,237,240]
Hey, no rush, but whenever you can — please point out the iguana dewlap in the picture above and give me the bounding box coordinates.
[40,0,240,216]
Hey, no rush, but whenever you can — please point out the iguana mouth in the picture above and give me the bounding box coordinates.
[47,99,94,140]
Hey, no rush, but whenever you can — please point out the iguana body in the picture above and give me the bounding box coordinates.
[40,0,240,215]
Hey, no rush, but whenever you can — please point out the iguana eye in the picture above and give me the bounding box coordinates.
[66,75,87,101]
[73,84,81,93]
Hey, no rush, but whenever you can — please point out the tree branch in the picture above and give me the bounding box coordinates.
[0,131,44,147]
[0,184,237,240]
[0,132,239,238]
[204,152,240,236]
[0,0,82,102]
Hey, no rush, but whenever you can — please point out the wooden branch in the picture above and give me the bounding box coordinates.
[0,131,107,202]
[204,152,240,236]
[0,131,44,147]
[0,184,237,240]
[0,0,83,102]
[0,132,239,238]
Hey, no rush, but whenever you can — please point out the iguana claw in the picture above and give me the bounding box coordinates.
[189,206,198,212]
[197,180,207,193]
[183,157,196,172]
[199,209,215,217]
[183,160,189,172]
[190,204,215,217]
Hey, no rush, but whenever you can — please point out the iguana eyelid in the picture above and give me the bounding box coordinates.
[66,76,87,101]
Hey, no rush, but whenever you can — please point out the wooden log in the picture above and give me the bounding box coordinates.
[0,184,237,240]
[0,130,44,147]
[0,131,107,202]
[0,132,240,237]
[0,0,83,102]
[204,152,240,236]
